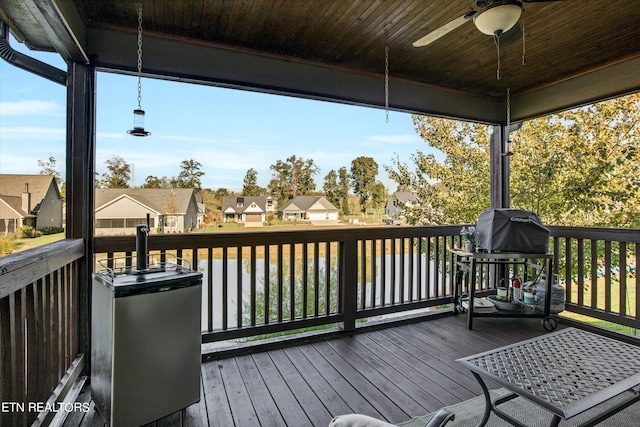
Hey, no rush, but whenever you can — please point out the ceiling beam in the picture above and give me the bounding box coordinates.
[88,27,505,125]
[511,56,640,122]
[24,0,87,63]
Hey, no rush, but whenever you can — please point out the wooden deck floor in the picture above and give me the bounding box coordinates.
[66,315,559,427]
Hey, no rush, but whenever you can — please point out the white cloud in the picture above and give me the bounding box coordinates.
[96,131,126,140]
[0,100,62,116]
[0,126,65,141]
[367,134,422,144]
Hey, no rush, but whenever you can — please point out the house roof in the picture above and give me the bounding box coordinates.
[0,174,60,213]
[391,192,419,204]
[0,195,34,218]
[2,1,639,124]
[280,196,338,213]
[95,188,196,214]
[221,196,272,214]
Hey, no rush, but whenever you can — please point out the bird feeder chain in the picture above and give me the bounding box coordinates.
[136,3,143,110]
[521,19,526,65]
[507,87,511,129]
[384,45,390,123]
[494,34,501,80]
[502,88,514,157]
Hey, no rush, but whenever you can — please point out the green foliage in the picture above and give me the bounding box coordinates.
[242,168,262,196]
[386,95,640,296]
[175,159,204,191]
[385,117,490,225]
[141,175,172,188]
[17,226,42,239]
[510,93,640,227]
[38,155,63,188]
[268,155,319,205]
[386,94,640,229]
[98,155,131,188]
[242,256,339,328]
[370,181,388,214]
[323,169,340,208]
[338,167,351,215]
[40,226,64,235]
[0,235,14,256]
[350,156,379,213]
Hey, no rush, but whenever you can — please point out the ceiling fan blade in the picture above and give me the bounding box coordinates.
[412,11,476,47]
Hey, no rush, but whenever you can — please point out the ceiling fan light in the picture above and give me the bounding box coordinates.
[473,1,523,36]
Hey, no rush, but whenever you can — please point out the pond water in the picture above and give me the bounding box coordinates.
[198,253,443,331]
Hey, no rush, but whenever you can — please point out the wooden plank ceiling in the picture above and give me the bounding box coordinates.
[3,0,640,123]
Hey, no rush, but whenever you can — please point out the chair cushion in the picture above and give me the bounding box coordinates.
[329,414,398,427]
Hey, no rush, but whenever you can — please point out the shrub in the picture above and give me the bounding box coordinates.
[40,226,64,235]
[17,226,43,239]
[0,235,14,256]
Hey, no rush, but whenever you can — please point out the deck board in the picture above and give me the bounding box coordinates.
[67,314,557,427]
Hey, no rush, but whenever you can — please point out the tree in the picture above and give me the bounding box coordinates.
[38,155,62,184]
[385,94,640,228]
[350,156,379,215]
[99,155,132,188]
[242,168,262,196]
[141,175,171,188]
[370,181,388,215]
[323,169,340,208]
[510,93,640,228]
[385,117,490,225]
[268,155,319,205]
[338,167,350,215]
[175,159,204,191]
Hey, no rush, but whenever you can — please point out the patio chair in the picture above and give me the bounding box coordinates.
[328,408,455,427]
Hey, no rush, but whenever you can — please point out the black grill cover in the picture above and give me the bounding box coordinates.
[476,209,549,253]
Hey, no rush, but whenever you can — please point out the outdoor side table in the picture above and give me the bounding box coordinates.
[457,328,640,427]
[449,249,554,330]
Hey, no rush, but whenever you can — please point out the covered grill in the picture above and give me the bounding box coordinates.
[475,209,550,253]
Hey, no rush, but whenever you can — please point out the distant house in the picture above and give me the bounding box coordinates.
[0,174,63,233]
[95,188,203,235]
[385,191,420,218]
[221,196,276,227]
[279,196,339,224]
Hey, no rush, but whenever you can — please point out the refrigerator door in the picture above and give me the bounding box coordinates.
[91,269,202,427]
[111,284,201,426]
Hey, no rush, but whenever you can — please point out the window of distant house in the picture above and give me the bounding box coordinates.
[125,218,155,228]
[166,215,178,228]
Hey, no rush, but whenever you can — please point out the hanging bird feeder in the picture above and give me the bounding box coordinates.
[128,4,151,137]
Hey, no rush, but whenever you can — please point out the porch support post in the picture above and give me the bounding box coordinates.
[340,232,358,331]
[489,125,509,209]
[65,61,96,367]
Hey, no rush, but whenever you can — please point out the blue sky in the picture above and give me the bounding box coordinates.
[1,35,432,193]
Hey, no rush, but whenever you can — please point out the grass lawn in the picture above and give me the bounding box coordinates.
[12,232,65,253]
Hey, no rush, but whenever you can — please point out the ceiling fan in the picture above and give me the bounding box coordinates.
[412,0,562,48]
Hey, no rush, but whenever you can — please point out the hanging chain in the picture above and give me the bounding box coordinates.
[521,20,526,65]
[506,88,511,128]
[494,34,501,80]
[136,4,143,109]
[384,46,389,123]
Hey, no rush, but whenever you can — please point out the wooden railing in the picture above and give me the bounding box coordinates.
[94,226,463,343]
[0,239,85,427]
[549,226,640,332]
[94,225,640,344]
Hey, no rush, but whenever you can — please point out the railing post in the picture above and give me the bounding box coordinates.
[340,233,358,331]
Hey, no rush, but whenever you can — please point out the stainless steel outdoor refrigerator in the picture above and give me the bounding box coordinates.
[91,225,202,426]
